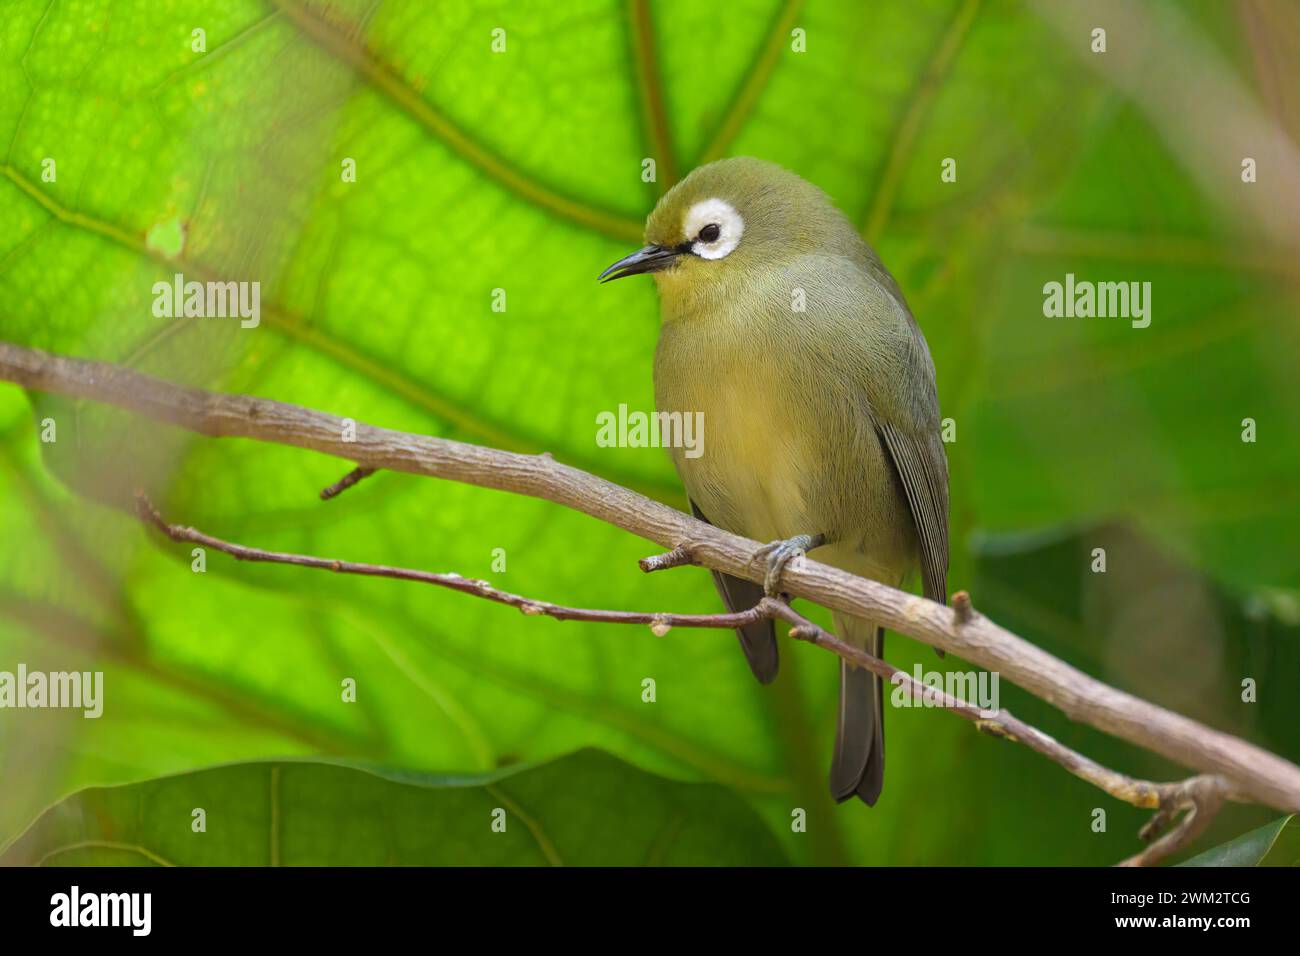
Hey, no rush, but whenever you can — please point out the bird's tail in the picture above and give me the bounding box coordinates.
[829,613,885,806]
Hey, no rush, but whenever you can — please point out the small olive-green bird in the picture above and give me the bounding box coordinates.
[601,157,949,806]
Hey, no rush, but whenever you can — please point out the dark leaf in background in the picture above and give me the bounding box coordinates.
[1,748,789,866]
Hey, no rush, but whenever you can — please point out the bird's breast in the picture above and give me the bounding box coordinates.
[653,308,828,541]
[653,303,917,584]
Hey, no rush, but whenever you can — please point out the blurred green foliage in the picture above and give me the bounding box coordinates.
[0,0,1296,865]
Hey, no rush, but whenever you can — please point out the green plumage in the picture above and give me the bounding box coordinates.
[607,157,949,806]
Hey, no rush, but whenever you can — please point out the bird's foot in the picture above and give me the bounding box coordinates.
[754,533,826,596]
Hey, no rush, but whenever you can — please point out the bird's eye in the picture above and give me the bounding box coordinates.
[682,198,743,260]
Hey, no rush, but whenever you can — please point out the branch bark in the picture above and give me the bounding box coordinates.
[4,341,1299,824]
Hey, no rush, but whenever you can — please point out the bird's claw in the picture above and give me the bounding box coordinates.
[754,533,825,596]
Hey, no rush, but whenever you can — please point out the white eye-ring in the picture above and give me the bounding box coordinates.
[683,197,743,260]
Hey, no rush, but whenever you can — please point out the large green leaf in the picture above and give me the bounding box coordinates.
[1,748,788,865]
[1,0,1296,865]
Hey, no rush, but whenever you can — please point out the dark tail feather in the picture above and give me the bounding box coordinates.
[708,567,778,683]
[830,618,884,806]
[689,500,777,683]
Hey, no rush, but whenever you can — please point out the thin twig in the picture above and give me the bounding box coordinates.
[138,492,1229,865]
[137,494,760,632]
[319,465,375,500]
[638,543,696,573]
[3,341,1299,818]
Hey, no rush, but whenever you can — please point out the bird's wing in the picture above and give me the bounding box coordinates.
[878,421,949,604]
[689,499,779,683]
[855,265,950,605]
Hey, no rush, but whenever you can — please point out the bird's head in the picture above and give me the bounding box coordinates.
[599,157,853,297]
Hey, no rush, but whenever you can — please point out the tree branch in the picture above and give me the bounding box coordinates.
[137,491,1230,865]
[3,341,1299,831]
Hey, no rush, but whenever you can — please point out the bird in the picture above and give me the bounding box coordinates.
[600,157,949,806]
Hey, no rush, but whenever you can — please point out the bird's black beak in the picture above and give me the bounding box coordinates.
[598,244,682,282]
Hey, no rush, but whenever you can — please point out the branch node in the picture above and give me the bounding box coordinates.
[951,590,975,625]
[1118,775,1230,866]
[762,598,823,643]
[639,543,696,573]
[790,623,820,642]
[320,465,375,500]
